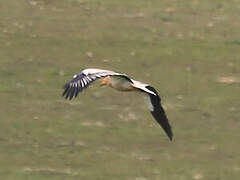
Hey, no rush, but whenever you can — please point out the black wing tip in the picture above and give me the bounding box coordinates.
[162,119,173,141]
[164,121,173,141]
[167,130,173,141]
[62,81,85,100]
[146,87,173,141]
[151,108,173,141]
[62,83,76,100]
[149,93,173,141]
[62,84,69,97]
[160,121,173,141]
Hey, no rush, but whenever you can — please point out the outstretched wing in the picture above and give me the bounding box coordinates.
[62,68,121,100]
[144,86,173,141]
[131,80,157,96]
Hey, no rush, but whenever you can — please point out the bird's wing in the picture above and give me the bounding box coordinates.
[142,85,173,141]
[62,68,122,100]
[131,80,157,96]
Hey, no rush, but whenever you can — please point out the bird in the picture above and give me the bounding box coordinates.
[62,68,173,141]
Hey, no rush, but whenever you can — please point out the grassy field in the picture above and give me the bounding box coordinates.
[0,0,240,179]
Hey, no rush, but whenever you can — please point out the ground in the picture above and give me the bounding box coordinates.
[0,0,240,179]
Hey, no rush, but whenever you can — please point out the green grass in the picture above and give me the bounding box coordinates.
[0,0,240,179]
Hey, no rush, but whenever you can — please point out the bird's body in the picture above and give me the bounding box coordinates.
[62,68,173,141]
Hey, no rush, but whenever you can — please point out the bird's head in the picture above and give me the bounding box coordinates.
[100,76,111,86]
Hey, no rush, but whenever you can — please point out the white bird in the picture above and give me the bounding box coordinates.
[62,68,173,141]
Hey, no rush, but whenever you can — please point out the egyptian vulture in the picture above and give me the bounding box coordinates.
[62,68,173,141]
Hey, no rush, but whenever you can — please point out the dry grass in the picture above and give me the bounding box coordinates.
[0,0,240,179]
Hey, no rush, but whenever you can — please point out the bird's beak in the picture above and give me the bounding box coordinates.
[100,76,111,86]
[100,78,107,86]
[100,80,106,86]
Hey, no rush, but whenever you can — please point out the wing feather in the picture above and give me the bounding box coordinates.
[62,68,123,100]
[144,86,173,141]
[131,80,156,96]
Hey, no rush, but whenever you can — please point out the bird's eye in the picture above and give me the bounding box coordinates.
[73,74,78,78]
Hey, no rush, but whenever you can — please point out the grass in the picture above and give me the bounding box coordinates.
[0,0,240,179]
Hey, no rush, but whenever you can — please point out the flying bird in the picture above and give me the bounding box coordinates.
[62,68,173,141]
